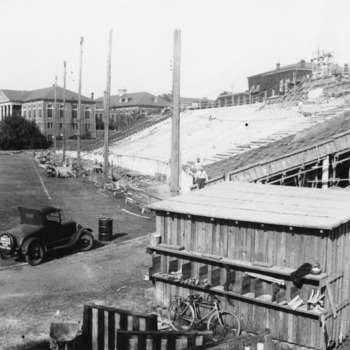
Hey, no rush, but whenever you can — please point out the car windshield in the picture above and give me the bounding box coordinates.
[46,211,61,225]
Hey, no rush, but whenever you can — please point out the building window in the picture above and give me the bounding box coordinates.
[47,123,53,129]
[72,123,78,130]
[99,113,103,120]
[84,106,90,119]
[59,123,63,129]
[86,124,91,131]
[59,105,64,118]
[279,80,284,93]
[28,110,31,118]
[285,79,290,92]
[38,109,42,118]
[72,105,77,118]
[47,104,53,118]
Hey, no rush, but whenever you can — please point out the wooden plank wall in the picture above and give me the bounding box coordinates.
[153,211,350,349]
[82,303,158,350]
[116,330,213,350]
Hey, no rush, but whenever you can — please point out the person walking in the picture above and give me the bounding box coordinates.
[195,166,209,189]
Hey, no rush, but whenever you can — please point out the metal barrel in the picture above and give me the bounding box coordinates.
[98,217,113,241]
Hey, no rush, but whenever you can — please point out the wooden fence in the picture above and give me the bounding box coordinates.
[116,330,213,350]
[82,304,158,350]
[183,331,272,350]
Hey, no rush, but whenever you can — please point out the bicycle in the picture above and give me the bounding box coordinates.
[168,294,241,342]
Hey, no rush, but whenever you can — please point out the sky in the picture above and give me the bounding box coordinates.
[1,0,350,100]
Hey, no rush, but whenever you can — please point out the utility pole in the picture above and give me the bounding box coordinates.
[231,84,234,106]
[170,29,181,196]
[62,61,67,163]
[53,76,57,154]
[77,37,84,173]
[104,29,113,183]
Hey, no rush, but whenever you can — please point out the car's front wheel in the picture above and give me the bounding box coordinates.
[77,232,94,252]
[25,242,44,266]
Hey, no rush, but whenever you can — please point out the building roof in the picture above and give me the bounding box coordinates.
[148,181,350,230]
[96,92,170,109]
[248,61,312,78]
[0,87,93,104]
[0,89,31,102]
[23,86,93,103]
[205,106,350,181]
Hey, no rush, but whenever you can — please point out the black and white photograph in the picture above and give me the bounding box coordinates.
[1,0,350,349]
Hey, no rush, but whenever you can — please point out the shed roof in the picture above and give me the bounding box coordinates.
[148,181,350,230]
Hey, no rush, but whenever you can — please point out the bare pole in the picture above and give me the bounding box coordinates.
[77,37,84,173]
[62,61,67,163]
[170,29,181,196]
[104,29,113,182]
[53,76,57,154]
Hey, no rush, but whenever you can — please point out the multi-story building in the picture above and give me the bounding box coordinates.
[0,86,96,139]
[247,60,313,99]
[95,90,170,121]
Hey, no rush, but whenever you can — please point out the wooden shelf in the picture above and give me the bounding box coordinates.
[151,273,325,319]
[147,245,328,283]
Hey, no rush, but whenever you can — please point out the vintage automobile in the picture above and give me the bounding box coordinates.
[0,206,94,266]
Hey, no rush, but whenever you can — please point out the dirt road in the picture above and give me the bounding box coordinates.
[0,153,157,349]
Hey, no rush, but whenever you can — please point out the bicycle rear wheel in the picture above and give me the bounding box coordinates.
[168,299,195,331]
[207,310,241,341]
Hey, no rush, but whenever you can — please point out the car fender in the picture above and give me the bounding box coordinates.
[70,227,93,246]
[21,237,46,255]
[78,227,93,236]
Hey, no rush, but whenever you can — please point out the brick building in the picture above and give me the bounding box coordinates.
[247,60,313,99]
[0,86,96,140]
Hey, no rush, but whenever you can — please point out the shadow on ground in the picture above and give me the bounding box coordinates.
[5,340,50,350]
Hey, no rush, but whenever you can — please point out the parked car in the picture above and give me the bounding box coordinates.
[0,206,94,266]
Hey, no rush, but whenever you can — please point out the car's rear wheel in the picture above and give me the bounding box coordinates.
[77,232,94,252]
[26,242,44,266]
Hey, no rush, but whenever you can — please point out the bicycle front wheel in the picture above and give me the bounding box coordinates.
[207,310,241,341]
[168,300,195,331]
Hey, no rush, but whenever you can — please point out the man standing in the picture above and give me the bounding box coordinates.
[195,166,209,189]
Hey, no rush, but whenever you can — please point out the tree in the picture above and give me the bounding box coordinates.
[158,93,172,102]
[0,115,52,150]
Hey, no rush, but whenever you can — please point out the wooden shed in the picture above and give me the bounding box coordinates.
[147,181,350,350]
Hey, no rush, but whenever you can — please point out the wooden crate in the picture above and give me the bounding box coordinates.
[116,330,213,350]
[82,303,158,350]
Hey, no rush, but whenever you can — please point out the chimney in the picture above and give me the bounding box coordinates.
[276,63,280,70]
[91,92,94,100]
[300,60,306,68]
[118,89,127,96]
